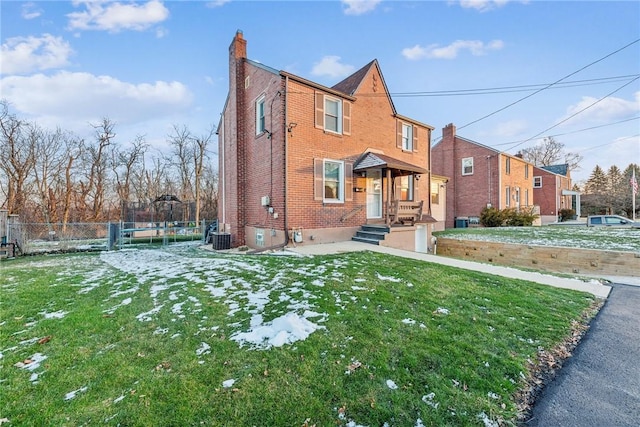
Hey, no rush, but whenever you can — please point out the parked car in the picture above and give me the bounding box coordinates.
[587,215,640,228]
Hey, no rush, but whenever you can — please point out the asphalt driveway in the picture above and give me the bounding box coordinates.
[526,283,640,426]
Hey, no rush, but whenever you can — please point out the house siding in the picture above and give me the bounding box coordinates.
[533,166,572,222]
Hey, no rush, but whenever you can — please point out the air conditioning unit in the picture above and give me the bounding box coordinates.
[211,233,231,250]
[261,196,270,206]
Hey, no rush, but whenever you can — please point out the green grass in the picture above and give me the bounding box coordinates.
[435,226,640,252]
[1,247,597,426]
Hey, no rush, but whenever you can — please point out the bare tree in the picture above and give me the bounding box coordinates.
[111,135,148,217]
[192,126,216,223]
[0,100,35,216]
[517,136,583,172]
[78,118,115,221]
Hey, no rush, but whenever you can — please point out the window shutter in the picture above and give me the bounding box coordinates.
[396,120,403,149]
[315,92,324,129]
[412,126,418,152]
[345,162,353,201]
[343,101,351,135]
[314,158,324,201]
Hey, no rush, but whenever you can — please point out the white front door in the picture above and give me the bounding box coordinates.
[366,169,382,218]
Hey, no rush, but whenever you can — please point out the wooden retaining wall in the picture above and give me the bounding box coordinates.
[437,238,640,277]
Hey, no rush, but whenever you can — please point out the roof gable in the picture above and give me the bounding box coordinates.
[332,59,397,115]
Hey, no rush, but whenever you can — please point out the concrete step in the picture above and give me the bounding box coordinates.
[361,224,390,233]
[355,230,387,241]
[351,236,381,245]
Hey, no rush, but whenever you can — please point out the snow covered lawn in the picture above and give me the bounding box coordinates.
[0,245,598,426]
[435,226,640,252]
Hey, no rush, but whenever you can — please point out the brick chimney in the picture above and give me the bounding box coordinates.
[442,123,456,143]
[228,30,247,246]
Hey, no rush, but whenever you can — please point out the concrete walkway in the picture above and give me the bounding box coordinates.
[284,241,615,298]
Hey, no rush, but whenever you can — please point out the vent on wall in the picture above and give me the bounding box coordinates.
[255,229,264,247]
[245,76,250,89]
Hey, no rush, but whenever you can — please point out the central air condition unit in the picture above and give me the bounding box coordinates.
[261,196,270,206]
[211,232,231,250]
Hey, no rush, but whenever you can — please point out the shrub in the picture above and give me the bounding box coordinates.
[480,207,504,227]
[480,206,539,227]
[559,208,576,222]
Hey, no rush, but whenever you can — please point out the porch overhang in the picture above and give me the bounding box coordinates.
[353,152,428,176]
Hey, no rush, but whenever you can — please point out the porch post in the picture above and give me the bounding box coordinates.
[386,169,392,226]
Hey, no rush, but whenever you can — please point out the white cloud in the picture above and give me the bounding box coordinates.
[492,119,529,138]
[562,91,640,125]
[402,39,504,60]
[342,0,382,16]
[22,2,43,20]
[311,56,356,79]
[206,0,231,8]
[0,71,193,128]
[453,0,512,12]
[67,0,170,33]
[1,34,74,75]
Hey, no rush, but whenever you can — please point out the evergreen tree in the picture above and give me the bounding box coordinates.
[606,165,624,215]
[583,165,608,215]
[622,163,640,218]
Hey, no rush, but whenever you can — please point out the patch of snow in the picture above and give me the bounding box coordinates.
[136,304,164,322]
[195,342,211,356]
[64,386,88,401]
[113,395,125,403]
[415,419,425,427]
[222,379,236,388]
[434,307,450,315]
[488,392,500,400]
[230,312,324,350]
[41,310,68,319]
[386,379,398,390]
[422,392,439,409]
[477,412,498,427]
[376,272,401,282]
[402,318,416,325]
[15,353,47,371]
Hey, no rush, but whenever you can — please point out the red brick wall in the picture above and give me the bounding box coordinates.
[533,168,572,217]
[221,35,433,247]
[285,64,432,232]
[432,124,534,228]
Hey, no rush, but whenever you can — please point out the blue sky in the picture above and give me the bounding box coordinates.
[1,0,639,183]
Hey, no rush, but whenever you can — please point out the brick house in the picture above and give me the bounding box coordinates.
[431,123,535,228]
[533,164,580,223]
[218,31,436,251]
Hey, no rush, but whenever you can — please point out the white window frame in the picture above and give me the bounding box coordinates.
[431,182,440,205]
[462,157,474,176]
[401,123,413,151]
[255,95,266,135]
[505,157,511,175]
[533,176,542,188]
[324,96,342,134]
[323,159,344,203]
[398,175,414,201]
[505,186,511,207]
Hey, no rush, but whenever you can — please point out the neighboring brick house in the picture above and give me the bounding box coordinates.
[218,31,436,250]
[431,123,535,228]
[533,164,580,224]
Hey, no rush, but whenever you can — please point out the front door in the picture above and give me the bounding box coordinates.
[366,169,382,218]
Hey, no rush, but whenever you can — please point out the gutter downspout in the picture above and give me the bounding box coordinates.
[220,119,226,227]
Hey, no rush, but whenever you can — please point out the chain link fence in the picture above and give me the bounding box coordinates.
[2,219,216,257]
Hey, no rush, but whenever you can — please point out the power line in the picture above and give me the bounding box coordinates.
[456,38,640,131]
[490,116,640,147]
[503,76,640,151]
[389,74,640,97]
